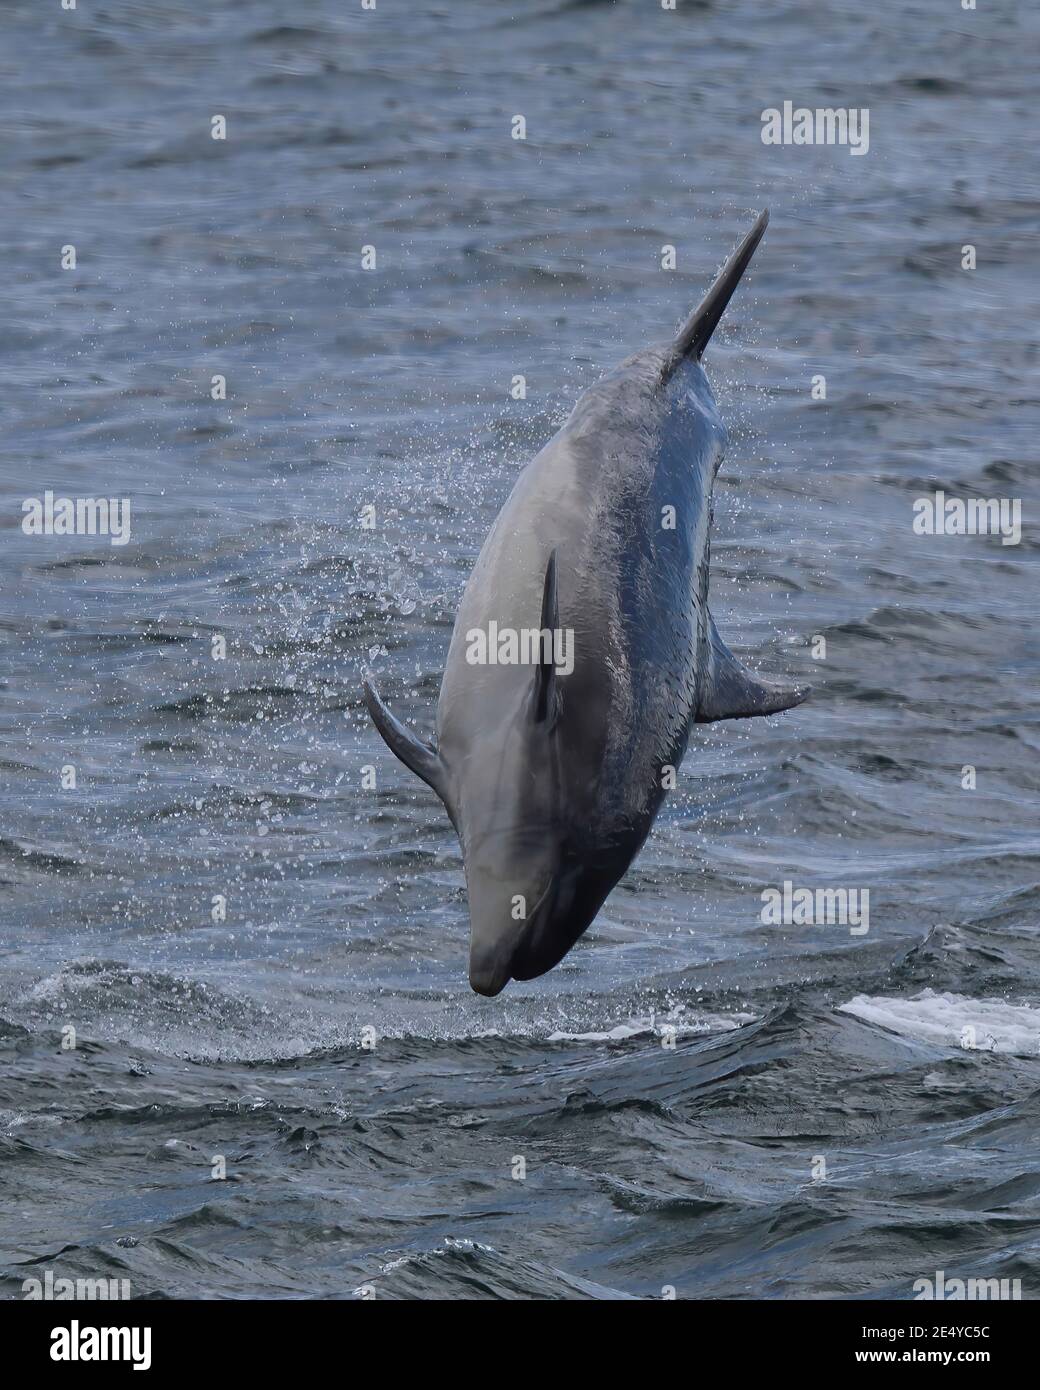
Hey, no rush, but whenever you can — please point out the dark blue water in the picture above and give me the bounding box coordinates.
[1,0,1039,1299]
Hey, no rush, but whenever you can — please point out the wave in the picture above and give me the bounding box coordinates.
[841,990,1040,1056]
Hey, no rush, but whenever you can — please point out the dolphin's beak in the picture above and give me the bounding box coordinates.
[468,943,512,997]
[466,873,557,997]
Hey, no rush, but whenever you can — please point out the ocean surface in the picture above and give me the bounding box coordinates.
[1,0,1039,1300]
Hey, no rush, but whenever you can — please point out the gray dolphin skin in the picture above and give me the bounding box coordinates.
[364,210,809,995]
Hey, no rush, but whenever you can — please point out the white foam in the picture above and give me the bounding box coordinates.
[547,1010,752,1044]
[840,989,1040,1056]
[378,1236,495,1275]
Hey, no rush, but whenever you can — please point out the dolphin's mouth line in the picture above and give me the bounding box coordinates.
[467,870,560,997]
[506,871,567,984]
[526,874,557,923]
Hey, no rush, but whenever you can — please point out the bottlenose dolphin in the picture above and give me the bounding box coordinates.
[364,210,808,995]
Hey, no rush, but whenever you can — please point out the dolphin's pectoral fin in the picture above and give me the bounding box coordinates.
[696,612,810,722]
[362,678,457,825]
[531,549,561,728]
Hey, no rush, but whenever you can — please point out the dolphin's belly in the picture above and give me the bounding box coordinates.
[439,379,722,852]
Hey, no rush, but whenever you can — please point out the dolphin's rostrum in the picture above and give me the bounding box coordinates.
[365,210,809,995]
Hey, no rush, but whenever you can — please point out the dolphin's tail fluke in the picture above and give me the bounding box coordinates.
[668,210,769,371]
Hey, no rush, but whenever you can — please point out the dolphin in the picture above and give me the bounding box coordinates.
[364,210,808,996]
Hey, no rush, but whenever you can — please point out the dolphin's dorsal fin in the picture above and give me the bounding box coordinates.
[363,677,457,825]
[532,549,561,727]
[666,210,769,377]
[697,611,809,723]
